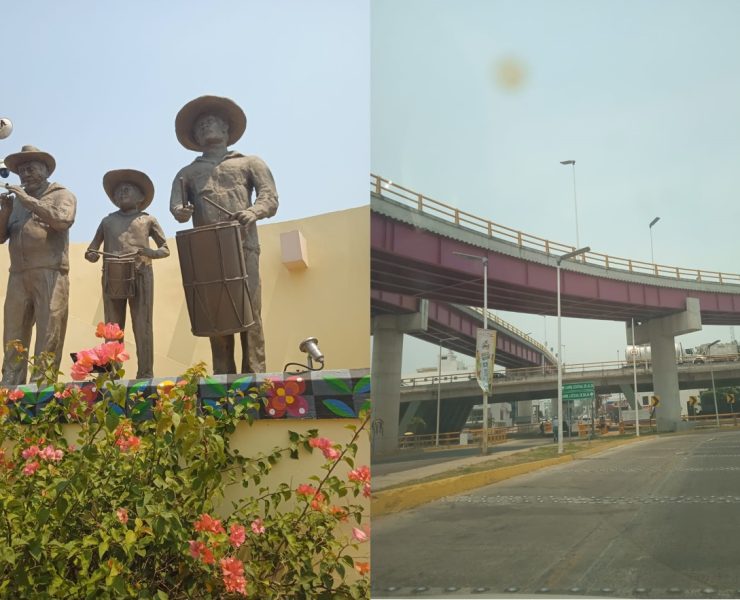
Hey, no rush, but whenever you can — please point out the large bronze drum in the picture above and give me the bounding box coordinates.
[103,258,136,299]
[175,221,255,336]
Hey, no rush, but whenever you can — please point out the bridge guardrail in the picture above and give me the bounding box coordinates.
[402,356,740,387]
[399,427,508,449]
[372,174,740,286]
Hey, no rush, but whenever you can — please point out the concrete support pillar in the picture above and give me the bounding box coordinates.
[371,303,428,456]
[628,298,701,433]
[651,334,681,431]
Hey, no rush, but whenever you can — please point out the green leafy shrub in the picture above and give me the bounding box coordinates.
[0,328,370,599]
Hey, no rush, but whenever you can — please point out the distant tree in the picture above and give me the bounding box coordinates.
[408,416,427,435]
[700,385,740,414]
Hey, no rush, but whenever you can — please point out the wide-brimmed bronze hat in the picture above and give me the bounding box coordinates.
[103,169,155,211]
[4,145,56,176]
[175,95,247,151]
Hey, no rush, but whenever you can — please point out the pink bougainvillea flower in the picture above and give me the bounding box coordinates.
[38,445,63,462]
[189,540,203,559]
[21,445,39,460]
[355,561,370,576]
[296,483,326,510]
[348,465,371,484]
[94,341,129,365]
[229,523,246,547]
[70,362,92,381]
[115,435,140,453]
[53,386,75,400]
[22,461,40,476]
[7,389,24,402]
[309,437,340,460]
[116,508,129,524]
[322,447,341,461]
[250,518,265,535]
[265,376,308,418]
[220,556,247,595]
[352,525,370,543]
[363,482,371,498]
[95,321,125,340]
[194,513,225,535]
[189,540,215,564]
[309,437,332,450]
[296,483,318,497]
[114,422,141,454]
[74,348,99,368]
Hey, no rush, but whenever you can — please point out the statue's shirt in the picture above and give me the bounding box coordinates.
[1,182,76,273]
[90,211,169,269]
[170,152,278,250]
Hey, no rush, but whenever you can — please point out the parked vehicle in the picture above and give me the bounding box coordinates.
[624,342,704,365]
[624,340,740,366]
[693,341,740,362]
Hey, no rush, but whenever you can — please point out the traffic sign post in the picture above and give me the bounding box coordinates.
[562,383,594,437]
[727,393,736,424]
[562,382,594,401]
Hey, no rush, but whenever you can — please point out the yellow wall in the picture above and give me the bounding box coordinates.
[0,206,370,379]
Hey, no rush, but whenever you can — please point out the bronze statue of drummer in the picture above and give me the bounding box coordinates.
[170,95,278,375]
[85,169,169,379]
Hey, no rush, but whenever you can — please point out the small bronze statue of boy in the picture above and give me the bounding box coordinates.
[85,169,169,379]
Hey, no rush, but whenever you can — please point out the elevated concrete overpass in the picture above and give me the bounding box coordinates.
[398,360,740,434]
[371,175,740,453]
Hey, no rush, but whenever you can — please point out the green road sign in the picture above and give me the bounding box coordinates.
[562,382,595,401]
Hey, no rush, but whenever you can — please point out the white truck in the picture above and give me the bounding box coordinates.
[693,341,740,362]
[624,342,706,365]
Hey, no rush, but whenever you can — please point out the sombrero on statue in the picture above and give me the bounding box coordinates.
[102,169,155,211]
[175,95,247,151]
[4,145,56,176]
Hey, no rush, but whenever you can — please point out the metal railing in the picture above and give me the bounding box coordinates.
[372,174,740,285]
[685,412,740,428]
[401,356,740,387]
[466,306,554,359]
[399,427,508,449]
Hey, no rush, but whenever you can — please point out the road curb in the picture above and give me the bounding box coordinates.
[373,437,648,517]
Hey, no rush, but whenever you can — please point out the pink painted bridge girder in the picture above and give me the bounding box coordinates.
[371,207,740,325]
[371,289,553,368]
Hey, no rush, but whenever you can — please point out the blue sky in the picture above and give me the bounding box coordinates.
[372,0,740,371]
[3,0,369,240]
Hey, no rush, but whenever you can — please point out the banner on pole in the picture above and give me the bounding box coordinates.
[475,328,497,394]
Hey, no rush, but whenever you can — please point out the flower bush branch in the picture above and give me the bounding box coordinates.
[0,325,370,598]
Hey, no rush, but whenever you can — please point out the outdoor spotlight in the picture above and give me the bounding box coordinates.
[0,118,12,140]
[283,336,325,374]
[299,337,324,367]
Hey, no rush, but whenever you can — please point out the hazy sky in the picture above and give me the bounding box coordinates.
[372,0,740,373]
[2,0,369,240]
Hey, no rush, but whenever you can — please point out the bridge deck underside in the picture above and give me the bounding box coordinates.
[372,290,549,368]
[371,213,740,325]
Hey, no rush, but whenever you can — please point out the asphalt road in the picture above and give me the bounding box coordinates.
[373,437,554,478]
[372,430,740,599]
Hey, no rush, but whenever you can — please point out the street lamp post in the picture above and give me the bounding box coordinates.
[708,339,721,428]
[631,318,640,437]
[452,251,490,454]
[436,337,456,447]
[649,216,660,265]
[560,160,579,248]
[556,246,590,454]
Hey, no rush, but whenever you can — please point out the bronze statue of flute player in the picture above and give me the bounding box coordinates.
[0,146,77,385]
